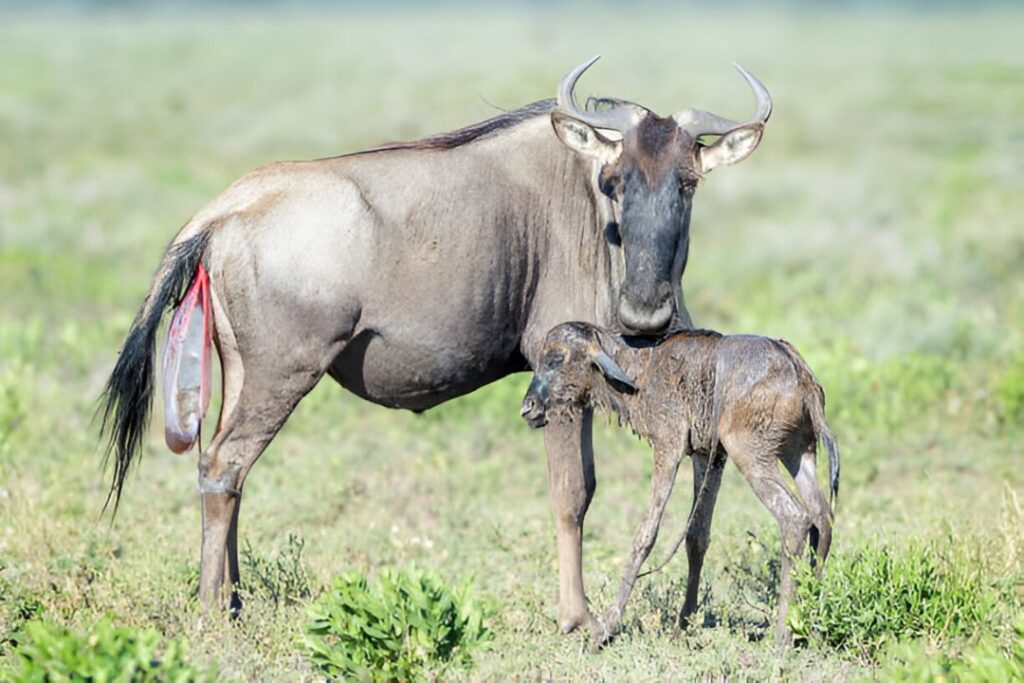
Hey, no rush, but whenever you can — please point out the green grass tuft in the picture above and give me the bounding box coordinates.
[880,616,1024,682]
[11,617,217,682]
[303,567,494,681]
[789,541,996,659]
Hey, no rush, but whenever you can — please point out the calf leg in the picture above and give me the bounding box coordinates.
[726,436,812,646]
[783,444,833,574]
[544,409,596,634]
[594,446,684,648]
[678,452,725,630]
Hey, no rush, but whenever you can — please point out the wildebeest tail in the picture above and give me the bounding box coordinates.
[775,339,840,512]
[99,230,209,515]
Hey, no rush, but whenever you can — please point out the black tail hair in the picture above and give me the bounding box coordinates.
[99,230,209,515]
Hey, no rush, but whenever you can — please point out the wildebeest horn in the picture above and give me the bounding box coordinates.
[593,350,636,392]
[673,64,772,138]
[557,55,645,132]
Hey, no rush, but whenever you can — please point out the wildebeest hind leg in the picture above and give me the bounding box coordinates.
[197,301,353,612]
[197,370,325,611]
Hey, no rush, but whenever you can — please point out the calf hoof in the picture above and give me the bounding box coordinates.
[587,630,608,653]
[587,615,622,652]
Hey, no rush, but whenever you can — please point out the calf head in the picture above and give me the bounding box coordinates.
[520,322,635,429]
[550,56,771,334]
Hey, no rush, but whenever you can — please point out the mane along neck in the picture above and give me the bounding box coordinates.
[364,100,556,153]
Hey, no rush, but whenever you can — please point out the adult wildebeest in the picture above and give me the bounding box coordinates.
[520,322,839,646]
[100,57,772,629]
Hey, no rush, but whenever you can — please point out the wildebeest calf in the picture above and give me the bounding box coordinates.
[520,322,839,646]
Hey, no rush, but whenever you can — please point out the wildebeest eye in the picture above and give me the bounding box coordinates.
[605,222,621,246]
[599,169,623,198]
[679,174,699,195]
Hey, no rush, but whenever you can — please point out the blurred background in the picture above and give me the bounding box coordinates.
[0,2,1021,679]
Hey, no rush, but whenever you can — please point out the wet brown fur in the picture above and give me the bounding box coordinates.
[521,322,839,648]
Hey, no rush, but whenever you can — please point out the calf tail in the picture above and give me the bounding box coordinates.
[822,426,840,513]
[804,367,839,513]
[775,340,839,512]
[99,230,209,515]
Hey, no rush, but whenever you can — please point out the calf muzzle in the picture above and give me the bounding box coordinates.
[520,376,550,429]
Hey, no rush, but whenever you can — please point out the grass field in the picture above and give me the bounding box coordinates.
[1,5,1022,680]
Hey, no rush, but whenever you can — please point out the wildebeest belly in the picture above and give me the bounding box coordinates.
[327,323,526,412]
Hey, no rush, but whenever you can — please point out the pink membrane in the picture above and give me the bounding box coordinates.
[162,264,211,453]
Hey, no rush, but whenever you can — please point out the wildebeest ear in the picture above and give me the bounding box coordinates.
[551,111,620,161]
[594,350,636,393]
[698,123,764,173]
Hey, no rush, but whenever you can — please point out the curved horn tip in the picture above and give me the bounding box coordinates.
[732,62,772,121]
[564,55,601,87]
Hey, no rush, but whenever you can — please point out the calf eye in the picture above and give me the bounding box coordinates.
[543,350,565,369]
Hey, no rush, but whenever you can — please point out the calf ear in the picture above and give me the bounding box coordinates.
[594,350,636,392]
[551,111,621,161]
[698,123,763,173]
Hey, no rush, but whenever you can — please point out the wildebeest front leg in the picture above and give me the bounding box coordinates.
[544,409,596,634]
[678,452,725,631]
[593,446,684,649]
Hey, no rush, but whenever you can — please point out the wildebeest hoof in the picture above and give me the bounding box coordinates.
[774,627,795,651]
[228,591,243,620]
[560,616,585,635]
[559,608,594,635]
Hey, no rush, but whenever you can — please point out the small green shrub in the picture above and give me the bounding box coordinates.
[240,533,312,608]
[303,567,493,681]
[12,617,215,682]
[788,542,995,658]
[880,616,1024,681]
